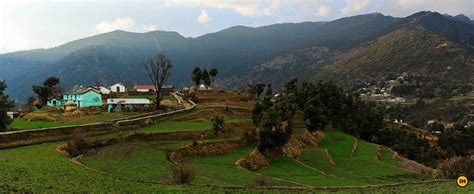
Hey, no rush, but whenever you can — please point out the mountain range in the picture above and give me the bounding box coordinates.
[1,11,473,102]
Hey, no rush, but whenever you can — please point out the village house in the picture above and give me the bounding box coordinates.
[62,87,103,108]
[107,98,150,112]
[133,84,174,95]
[47,87,103,108]
[110,83,126,93]
[133,85,156,92]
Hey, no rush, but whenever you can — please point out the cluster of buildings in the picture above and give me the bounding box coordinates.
[46,83,174,112]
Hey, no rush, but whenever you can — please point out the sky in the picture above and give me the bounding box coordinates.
[1,0,473,54]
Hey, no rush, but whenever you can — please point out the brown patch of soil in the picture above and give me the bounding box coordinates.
[168,138,253,162]
[394,151,436,174]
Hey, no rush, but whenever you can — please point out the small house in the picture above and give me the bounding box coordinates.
[7,111,19,119]
[107,98,151,112]
[47,97,64,107]
[63,87,103,108]
[133,85,157,93]
[110,83,126,93]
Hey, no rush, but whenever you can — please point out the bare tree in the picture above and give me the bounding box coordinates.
[143,52,173,109]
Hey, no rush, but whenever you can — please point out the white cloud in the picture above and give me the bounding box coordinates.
[316,5,331,17]
[143,24,158,31]
[164,0,280,16]
[383,0,474,17]
[95,17,159,33]
[342,0,375,14]
[95,17,137,33]
[197,10,211,24]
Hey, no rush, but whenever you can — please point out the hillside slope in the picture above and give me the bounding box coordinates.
[238,12,474,96]
[316,29,474,93]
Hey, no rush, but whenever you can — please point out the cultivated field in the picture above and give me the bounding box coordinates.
[0,92,472,193]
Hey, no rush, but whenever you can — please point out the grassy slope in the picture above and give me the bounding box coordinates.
[0,142,471,193]
[80,140,191,182]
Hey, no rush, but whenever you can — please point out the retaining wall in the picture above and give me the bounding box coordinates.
[0,93,196,149]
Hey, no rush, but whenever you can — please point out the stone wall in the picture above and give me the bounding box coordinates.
[0,93,196,149]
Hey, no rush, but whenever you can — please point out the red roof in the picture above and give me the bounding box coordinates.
[134,85,157,89]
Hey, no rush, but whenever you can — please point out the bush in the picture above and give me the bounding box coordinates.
[65,134,92,157]
[170,163,196,184]
[437,156,474,179]
[255,176,268,187]
[211,116,224,136]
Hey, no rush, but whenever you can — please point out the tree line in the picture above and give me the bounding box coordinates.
[251,79,383,153]
[190,67,218,88]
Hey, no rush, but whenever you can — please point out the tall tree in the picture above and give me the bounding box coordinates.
[32,76,60,107]
[43,77,59,87]
[191,67,202,86]
[0,81,15,132]
[201,69,211,87]
[143,51,173,109]
[209,68,218,87]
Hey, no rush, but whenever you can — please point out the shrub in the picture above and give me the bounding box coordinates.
[211,116,224,136]
[255,176,268,187]
[437,156,474,179]
[170,163,196,184]
[65,134,91,157]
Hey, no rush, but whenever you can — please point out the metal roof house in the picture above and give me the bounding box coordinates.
[133,85,157,92]
[46,87,103,108]
[63,87,103,108]
[107,98,151,112]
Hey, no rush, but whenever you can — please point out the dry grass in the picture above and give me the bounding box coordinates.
[437,156,474,178]
[350,138,359,158]
[23,113,57,122]
[64,133,92,157]
[375,145,384,161]
[235,148,271,171]
[325,149,336,165]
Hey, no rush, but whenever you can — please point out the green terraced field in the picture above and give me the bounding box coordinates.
[1,107,472,193]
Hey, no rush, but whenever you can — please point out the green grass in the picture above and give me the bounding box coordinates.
[189,145,298,187]
[0,142,189,192]
[449,95,474,101]
[1,108,470,192]
[136,121,213,133]
[10,112,140,130]
[80,140,191,182]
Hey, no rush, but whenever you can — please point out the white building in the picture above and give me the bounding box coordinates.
[110,83,126,93]
[107,98,151,112]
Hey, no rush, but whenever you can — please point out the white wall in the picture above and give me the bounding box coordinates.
[110,84,126,93]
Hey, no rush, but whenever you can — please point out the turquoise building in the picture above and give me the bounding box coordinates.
[46,98,64,107]
[47,87,103,108]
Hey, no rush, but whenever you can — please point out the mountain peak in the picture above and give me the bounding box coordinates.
[454,14,472,23]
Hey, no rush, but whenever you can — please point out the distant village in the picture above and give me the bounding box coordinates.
[44,82,216,113]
